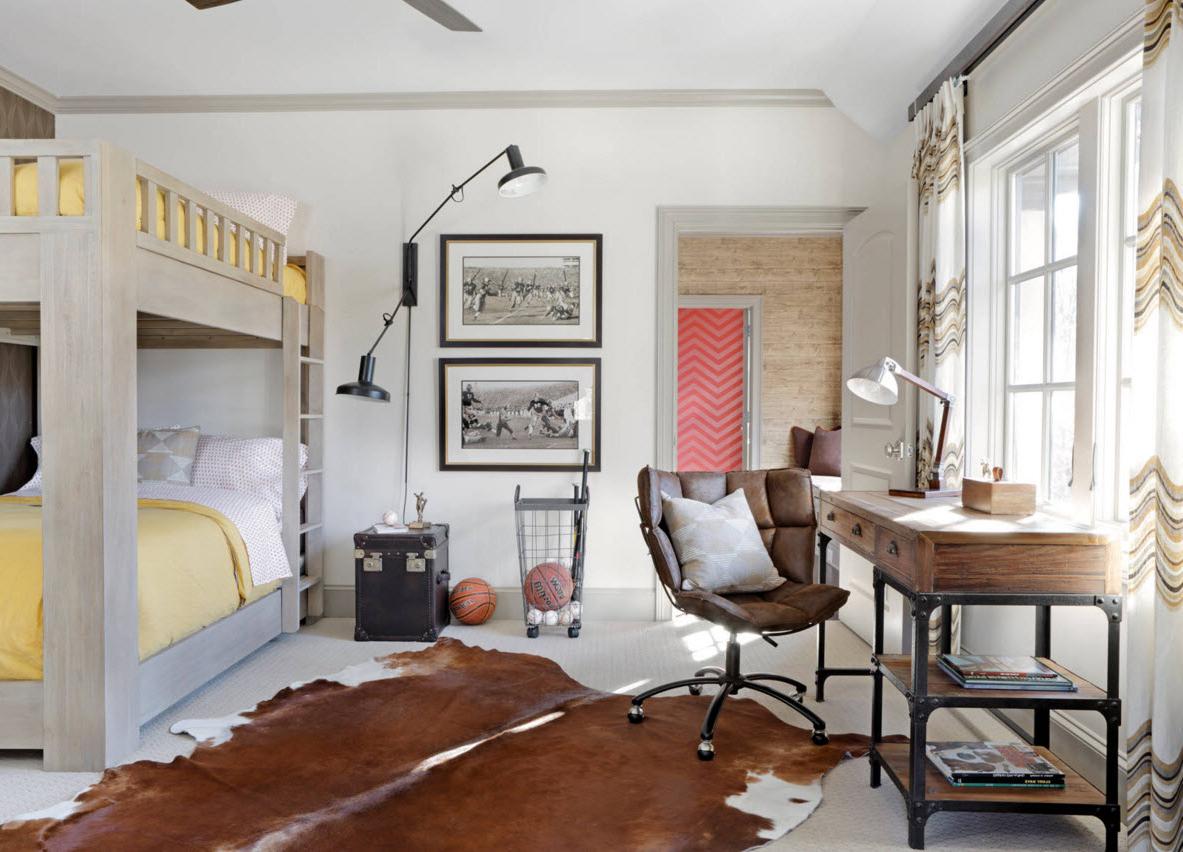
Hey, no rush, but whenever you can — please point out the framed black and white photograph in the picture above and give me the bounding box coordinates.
[438,358,601,471]
[439,234,602,347]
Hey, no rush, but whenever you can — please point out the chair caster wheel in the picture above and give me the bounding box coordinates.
[526,626,539,638]
[811,730,829,746]
[567,626,580,638]
[688,684,703,696]
[697,740,716,761]
[628,705,645,724]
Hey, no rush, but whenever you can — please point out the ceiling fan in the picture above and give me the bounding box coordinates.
[185,0,481,32]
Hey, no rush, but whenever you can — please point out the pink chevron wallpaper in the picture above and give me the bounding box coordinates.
[677,307,745,472]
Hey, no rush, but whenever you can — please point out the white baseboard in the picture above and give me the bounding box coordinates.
[323,585,656,622]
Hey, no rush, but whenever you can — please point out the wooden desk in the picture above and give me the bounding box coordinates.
[816,491,1122,851]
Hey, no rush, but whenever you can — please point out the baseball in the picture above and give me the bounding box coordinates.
[382,510,400,526]
[543,610,559,626]
[526,608,544,625]
[559,607,574,626]
[569,601,582,619]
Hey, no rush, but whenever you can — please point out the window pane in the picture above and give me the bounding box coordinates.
[1053,143,1079,261]
[1011,276,1045,384]
[1013,161,1047,273]
[1048,389,1075,505]
[1051,267,1077,382]
[1009,391,1043,487]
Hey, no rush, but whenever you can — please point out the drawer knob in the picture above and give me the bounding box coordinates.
[851,522,862,537]
[826,511,836,521]
[887,540,899,556]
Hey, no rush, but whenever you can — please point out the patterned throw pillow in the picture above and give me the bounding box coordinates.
[191,435,308,519]
[661,488,785,595]
[137,427,200,485]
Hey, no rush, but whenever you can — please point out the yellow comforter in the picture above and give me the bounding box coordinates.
[11,161,307,303]
[0,496,279,681]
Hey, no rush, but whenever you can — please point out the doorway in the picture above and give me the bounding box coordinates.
[676,297,761,470]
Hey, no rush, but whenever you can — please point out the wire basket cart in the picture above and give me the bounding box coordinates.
[514,458,590,638]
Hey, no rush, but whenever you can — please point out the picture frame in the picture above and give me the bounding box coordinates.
[438,234,602,347]
[438,357,601,472]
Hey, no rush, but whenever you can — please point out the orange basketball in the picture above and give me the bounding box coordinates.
[449,578,497,625]
[524,562,574,611]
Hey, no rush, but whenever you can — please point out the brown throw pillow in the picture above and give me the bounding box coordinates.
[808,426,841,477]
[790,426,814,468]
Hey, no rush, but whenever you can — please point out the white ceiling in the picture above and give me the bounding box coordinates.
[0,0,1008,139]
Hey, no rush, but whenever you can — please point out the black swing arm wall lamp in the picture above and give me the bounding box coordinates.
[336,144,547,401]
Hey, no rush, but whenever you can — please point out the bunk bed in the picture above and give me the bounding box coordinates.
[0,140,326,771]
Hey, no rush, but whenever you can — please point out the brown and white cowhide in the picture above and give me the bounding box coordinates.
[1,639,871,850]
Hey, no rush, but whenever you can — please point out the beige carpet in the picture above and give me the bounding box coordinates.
[0,617,1115,850]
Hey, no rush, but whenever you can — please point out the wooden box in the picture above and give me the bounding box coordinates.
[961,478,1036,515]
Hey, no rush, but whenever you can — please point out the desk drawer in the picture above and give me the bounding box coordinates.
[875,527,915,574]
[820,505,875,550]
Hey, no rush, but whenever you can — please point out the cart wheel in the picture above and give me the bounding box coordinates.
[567,626,580,638]
[527,625,540,639]
[811,729,829,746]
[688,684,703,696]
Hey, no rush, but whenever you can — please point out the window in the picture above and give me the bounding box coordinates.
[1004,139,1080,506]
[967,51,1142,524]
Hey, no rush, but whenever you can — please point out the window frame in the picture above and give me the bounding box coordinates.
[966,53,1142,525]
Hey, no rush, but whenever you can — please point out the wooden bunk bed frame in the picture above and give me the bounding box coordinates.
[0,140,325,771]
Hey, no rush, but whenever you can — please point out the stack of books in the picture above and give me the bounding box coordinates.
[927,742,1066,789]
[937,654,1077,691]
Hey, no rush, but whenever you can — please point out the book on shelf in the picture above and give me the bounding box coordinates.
[936,657,1078,691]
[927,742,1066,789]
[941,654,1059,679]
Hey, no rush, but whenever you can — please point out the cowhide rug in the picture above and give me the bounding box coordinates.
[1,639,872,850]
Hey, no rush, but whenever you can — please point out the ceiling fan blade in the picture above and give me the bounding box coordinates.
[185,0,244,8]
[402,0,481,32]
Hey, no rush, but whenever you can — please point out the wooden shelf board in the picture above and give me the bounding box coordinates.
[877,742,1105,807]
[304,468,324,476]
[877,655,1108,705]
[298,523,322,535]
[300,356,324,365]
[298,575,322,592]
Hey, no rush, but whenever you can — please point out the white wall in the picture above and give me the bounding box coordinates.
[59,105,893,611]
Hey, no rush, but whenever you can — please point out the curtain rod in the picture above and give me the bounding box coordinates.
[907,0,1048,122]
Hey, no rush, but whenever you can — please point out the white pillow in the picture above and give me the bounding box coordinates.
[23,434,308,518]
[661,488,785,595]
[191,435,309,517]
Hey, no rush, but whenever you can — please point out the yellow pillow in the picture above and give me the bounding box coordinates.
[283,263,308,303]
[12,160,86,216]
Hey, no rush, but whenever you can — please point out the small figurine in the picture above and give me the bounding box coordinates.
[992,466,1004,483]
[408,492,430,529]
[979,459,991,478]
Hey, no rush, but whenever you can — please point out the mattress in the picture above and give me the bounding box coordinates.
[11,161,307,303]
[0,495,280,681]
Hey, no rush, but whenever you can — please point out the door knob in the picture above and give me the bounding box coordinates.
[884,439,913,460]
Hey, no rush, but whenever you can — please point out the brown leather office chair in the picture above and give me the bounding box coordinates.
[631,466,849,760]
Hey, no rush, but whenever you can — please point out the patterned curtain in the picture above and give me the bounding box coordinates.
[1127,2,1183,849]
[913,79,966,651]
[913,79,967,492]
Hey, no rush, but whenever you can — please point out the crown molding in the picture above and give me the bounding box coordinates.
[0,63,833,115]
[53,88,831,114]
[0,65,57,114]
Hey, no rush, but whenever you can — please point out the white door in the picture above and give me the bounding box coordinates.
[838,205,915,652]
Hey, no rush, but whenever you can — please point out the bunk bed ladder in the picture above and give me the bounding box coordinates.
[282,253,326,631]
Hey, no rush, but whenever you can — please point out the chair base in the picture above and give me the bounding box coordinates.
[626,633,829,759]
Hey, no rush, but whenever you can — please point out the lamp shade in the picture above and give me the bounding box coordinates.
[846,357,899,405]
[498,144,547,197]
[337,354,390,402]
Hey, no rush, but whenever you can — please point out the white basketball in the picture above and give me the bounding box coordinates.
[559,607,574,626]
[543,610,559,626]
[382,510,400,526]
[526,608,544,625]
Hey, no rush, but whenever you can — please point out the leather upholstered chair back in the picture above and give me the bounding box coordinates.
[636,467,817,594]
